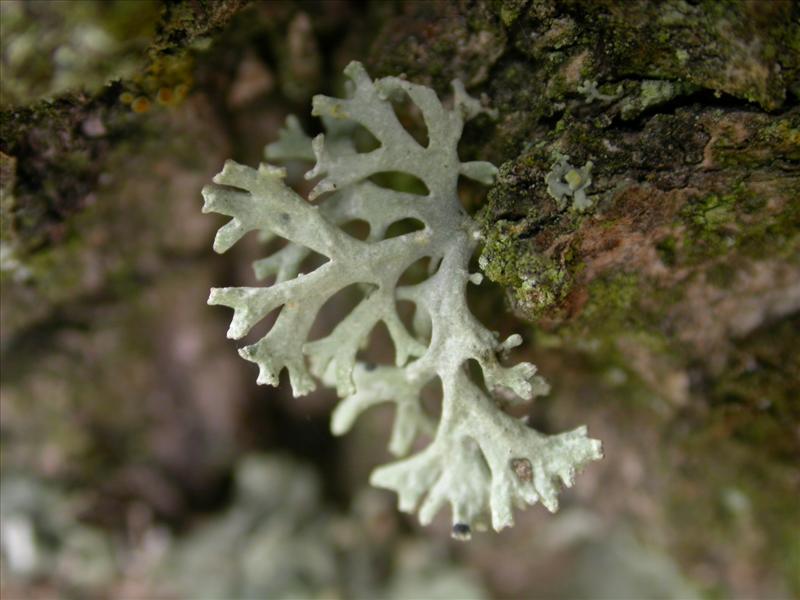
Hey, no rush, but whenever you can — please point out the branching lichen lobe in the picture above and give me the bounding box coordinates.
[204,61,602,537]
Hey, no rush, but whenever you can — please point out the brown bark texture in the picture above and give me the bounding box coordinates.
[1,1,798,598]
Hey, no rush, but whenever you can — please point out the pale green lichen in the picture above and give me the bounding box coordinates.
[545,155,594,211]
[577,79,621,104]
[204,61,602,538]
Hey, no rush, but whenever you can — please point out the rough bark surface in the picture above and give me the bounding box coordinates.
[1,1,797,598]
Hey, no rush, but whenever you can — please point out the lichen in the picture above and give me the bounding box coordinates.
[577,79,621,104]
[545,155,594,211]
[204,61,602,537]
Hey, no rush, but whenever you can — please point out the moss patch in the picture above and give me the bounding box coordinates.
[479,220,574,319]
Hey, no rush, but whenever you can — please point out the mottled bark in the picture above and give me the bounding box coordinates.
[1,1,797,598]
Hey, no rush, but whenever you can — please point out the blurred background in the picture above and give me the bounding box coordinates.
[1,1,798,599]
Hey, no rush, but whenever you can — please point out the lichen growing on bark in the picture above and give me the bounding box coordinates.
[1,0,798,597]
[205,61,602,536]
[367,0,797,590]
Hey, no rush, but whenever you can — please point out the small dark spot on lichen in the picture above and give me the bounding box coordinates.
[280,212,290,223]
[511,457,533,482]
[364,362,376,371]
[452,522,471,540]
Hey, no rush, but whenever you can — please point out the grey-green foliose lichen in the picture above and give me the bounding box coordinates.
[204,61,602,538]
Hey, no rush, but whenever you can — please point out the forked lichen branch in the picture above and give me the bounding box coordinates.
[204,61,602,539]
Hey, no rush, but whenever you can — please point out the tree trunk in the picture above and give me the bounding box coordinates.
[1,1,797,598]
